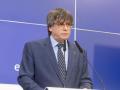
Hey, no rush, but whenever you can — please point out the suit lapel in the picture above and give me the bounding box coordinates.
[65,42,75,83]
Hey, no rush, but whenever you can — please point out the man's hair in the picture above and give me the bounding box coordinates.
[47,8,73,36]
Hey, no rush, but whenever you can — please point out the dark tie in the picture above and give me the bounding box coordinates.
[57,43,66,82]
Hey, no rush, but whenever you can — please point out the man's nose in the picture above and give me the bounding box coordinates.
[64,25,68,30]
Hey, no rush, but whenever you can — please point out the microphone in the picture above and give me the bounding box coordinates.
[74,40,106,90]
[63,40,66,52]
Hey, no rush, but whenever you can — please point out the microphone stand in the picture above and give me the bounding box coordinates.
[63,40,66,87]
[74,40,106,90]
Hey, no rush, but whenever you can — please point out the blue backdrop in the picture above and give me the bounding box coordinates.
[0,0,120,90]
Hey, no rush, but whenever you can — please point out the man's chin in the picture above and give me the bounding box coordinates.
[61,36,69,40]
[58,38,68,43]
[62,38,69,41]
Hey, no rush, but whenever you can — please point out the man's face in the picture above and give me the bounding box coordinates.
[49,23,72,43]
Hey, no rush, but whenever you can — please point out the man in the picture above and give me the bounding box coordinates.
[18,8,93,90]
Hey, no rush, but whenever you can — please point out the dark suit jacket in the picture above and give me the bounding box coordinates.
[18,37,93,90]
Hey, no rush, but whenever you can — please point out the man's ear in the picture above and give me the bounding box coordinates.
[49,27,52,32]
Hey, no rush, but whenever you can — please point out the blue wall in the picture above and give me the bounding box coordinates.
[0,0,120,89]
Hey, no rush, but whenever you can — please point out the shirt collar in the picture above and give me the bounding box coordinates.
[50,35,68,49]
[50,35,59,48]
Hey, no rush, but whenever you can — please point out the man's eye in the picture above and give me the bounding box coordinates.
[59,23,64,25]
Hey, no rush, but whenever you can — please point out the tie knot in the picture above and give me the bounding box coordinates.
[57,43,64,49]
